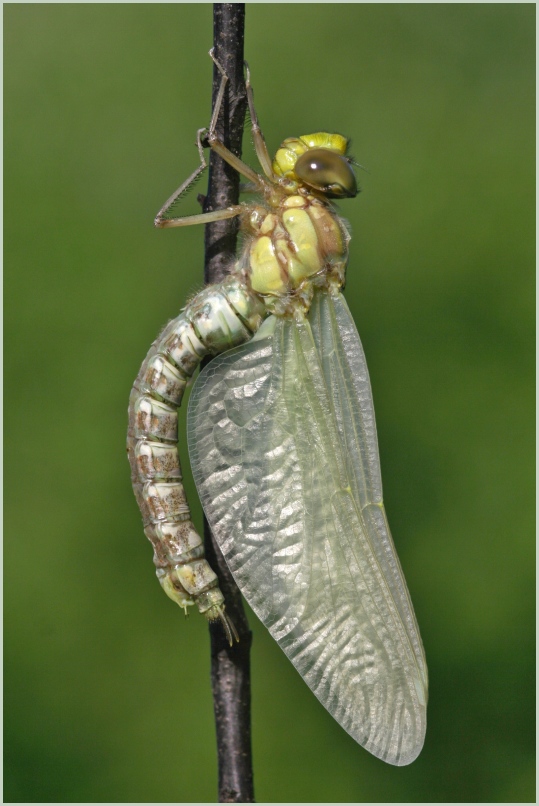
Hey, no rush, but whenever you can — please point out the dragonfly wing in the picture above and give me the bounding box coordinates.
[188,293,427,765]
[309,291,428,688]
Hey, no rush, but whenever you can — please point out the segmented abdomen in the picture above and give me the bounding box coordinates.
[127,275,265,626]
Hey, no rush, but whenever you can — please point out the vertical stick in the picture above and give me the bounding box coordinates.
[202,5,255,803]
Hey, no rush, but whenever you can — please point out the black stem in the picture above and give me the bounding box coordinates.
[202,4,255,803]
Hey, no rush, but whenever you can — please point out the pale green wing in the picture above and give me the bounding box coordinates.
[308,291,428,685]
[187,289,427,765]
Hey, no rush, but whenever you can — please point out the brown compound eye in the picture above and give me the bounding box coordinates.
[294,148,358,198]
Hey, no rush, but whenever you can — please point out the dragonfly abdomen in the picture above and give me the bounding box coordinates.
[127,276,265,641]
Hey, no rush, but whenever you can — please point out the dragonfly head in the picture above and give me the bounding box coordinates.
[272,133,358,199]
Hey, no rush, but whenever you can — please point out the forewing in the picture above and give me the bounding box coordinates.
[309,291,428,687]
[188,297,427,765]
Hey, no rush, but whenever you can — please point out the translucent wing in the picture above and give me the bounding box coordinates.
[188,289,427,765]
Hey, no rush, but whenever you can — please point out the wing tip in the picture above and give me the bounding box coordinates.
[361,715,427,766]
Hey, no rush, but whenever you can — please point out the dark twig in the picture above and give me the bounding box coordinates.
[202,4,255,803]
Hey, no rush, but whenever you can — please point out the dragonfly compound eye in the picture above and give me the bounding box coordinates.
[294,148,358,198]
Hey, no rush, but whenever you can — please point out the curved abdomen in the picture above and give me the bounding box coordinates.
[127,276,265,628]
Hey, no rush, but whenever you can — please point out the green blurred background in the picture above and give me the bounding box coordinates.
[4,4,535,803]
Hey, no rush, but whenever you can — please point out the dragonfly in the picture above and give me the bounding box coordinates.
[127,50,428,766]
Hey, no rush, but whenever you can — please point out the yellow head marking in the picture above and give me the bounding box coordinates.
[272,133,349,179]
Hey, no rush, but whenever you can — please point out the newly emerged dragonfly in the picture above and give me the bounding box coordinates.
[127,51,428,766]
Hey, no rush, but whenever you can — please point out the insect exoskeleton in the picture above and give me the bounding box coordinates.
[127,275,265,644]
[129,53,427,764]
[231,133,355,318]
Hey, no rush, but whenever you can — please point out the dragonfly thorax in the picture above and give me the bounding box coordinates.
[238,192,350,316]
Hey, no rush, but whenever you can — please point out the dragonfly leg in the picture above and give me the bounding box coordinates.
[155,205,243,229]
[204,48,270,188]
[153,127,208,227]
[154,125,244,228]
[244,61,274,180]
[155,50,268,229]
